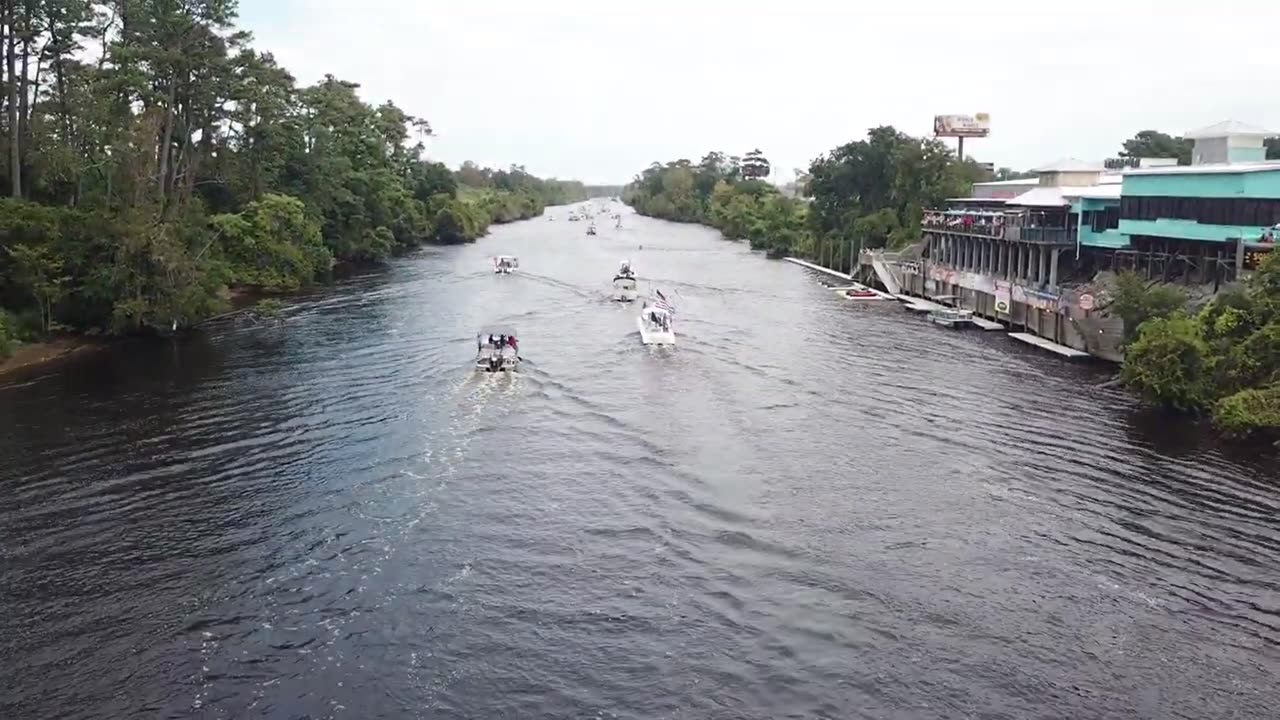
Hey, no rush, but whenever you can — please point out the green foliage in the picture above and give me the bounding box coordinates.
[1120,252,1280,435]
[625,155,809,258]
[1119,130,1193,165]
[626,128,972,268]
[254,298,285,318]
[1110,272,1187,342]
[1212,385,1280,436]
[0,309,15,360]
[0,1,578,337]
[1121,314,1214,411]
[211,194,332,291]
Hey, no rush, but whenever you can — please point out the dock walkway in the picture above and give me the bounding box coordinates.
[1008,332,1090,358]
[784,257,851,280]
[970,317,1005,331]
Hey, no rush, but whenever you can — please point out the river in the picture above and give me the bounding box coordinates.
[1,205,1278,719]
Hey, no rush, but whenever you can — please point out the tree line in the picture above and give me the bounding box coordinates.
[0,0,588,357]
[623,129,977,267]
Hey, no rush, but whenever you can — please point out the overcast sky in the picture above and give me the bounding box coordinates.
[238,0,1280,185]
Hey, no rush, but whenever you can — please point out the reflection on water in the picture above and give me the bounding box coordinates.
[2,206,1278,720]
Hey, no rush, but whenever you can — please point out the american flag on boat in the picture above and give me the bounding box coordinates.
[651,289,675,314]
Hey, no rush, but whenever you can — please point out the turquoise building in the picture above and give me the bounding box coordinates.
[1075,121,1280,266]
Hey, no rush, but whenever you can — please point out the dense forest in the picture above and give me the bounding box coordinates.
[623,128,977,268]
[0,0,587,358]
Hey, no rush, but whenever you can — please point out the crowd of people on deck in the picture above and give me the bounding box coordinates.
[923,211,1007,237]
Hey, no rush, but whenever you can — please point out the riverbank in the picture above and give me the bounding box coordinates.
[0,337,107,383]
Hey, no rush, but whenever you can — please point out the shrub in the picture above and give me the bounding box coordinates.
[1213,385,1280,435]
[1120,313,1213,411]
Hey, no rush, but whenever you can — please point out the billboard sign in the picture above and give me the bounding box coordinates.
[934,113,991,138]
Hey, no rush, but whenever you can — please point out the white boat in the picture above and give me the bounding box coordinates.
[493,255,519,274]
[637,294,676,346]
[926,296,974,328]
[476,328,521,372]
[612,260,638,302]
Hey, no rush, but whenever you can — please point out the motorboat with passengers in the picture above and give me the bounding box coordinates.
[476,328,520,372]
[637,290,676,345]
[612,260,638,302]
[493,255,519,274]
[586,223,597,236]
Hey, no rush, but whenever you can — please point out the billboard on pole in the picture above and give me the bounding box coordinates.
[934,113,991,138]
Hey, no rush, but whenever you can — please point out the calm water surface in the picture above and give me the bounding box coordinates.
[2,206,1278,719]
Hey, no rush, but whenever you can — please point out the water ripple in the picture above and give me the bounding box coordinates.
[1,208,1278,720]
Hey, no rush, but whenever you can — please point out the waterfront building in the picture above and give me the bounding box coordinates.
[877,119,1280,360]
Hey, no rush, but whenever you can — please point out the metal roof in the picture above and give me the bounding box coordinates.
[1007,187,1070,207]
[1122,161,1280,176]
[1032,158,1105,173]
[1062,184,1122,200]
[973,178,1039,187]
[1184,120,1277,139]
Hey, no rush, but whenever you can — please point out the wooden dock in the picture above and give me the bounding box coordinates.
[970,317,1005,331]
[1008,332,1090,358]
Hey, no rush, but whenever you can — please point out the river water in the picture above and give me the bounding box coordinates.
[1,205,1278,719]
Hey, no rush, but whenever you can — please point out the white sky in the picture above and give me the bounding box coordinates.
[239,0,1280,185]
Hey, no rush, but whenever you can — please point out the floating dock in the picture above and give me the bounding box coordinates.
[784,257,852,281]
[784,257,894,300]
[1008,332,1091,358]
[894,295,944,314]
[970,317,1005,331]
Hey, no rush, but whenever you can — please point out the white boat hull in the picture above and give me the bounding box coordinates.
[476,347,520,371]
[612,277,638,302]
[637,315,676,345]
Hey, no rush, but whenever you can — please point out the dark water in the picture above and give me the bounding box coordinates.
[2,206,1278,720]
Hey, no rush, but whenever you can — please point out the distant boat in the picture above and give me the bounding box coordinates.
[493,255,518,274]
[612,260,637,302]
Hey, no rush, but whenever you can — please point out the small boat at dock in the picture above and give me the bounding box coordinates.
[925,296,975,328]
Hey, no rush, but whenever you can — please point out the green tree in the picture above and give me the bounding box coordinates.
[1109,272,1187,342]
[7,243,67,334]
[1121,313,1214,411]
[1119,130,1193,165]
